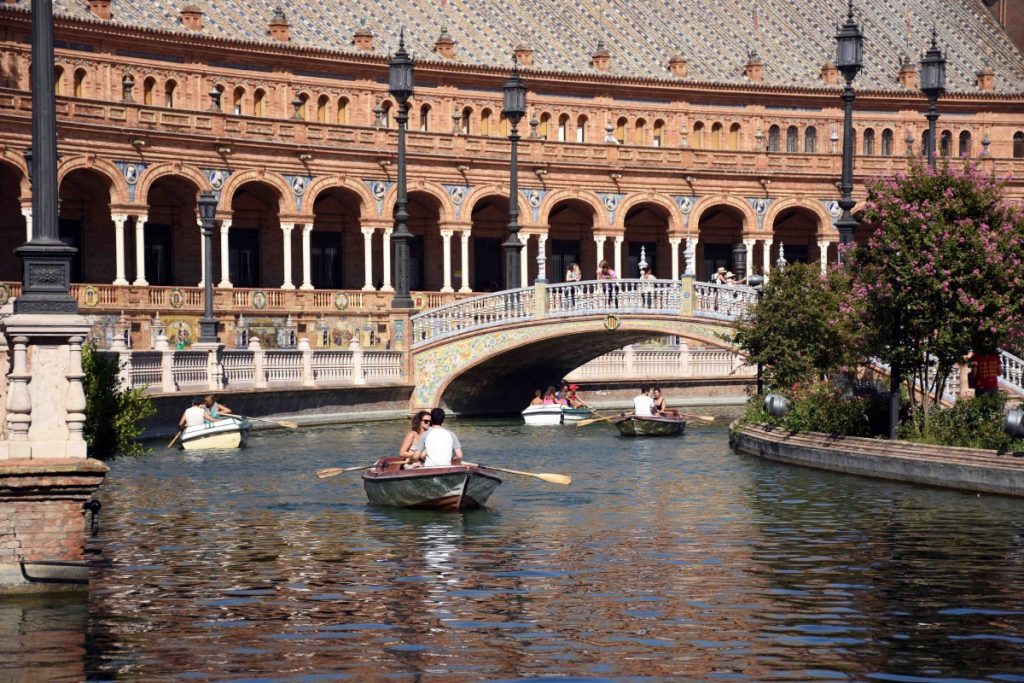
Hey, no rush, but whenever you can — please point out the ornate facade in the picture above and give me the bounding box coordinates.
[0,0,1022,349]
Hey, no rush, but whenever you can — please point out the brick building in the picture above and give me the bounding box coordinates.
[0,0,1022,349]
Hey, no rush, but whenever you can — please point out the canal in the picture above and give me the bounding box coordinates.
[5,419,1024,680]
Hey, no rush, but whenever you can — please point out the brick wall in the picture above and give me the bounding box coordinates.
[0,500,87,563]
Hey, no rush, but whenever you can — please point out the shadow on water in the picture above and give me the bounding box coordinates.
[2,418,1023,680]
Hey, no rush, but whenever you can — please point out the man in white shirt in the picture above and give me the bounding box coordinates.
[633,386,655,417]
[178,397,206,429]
[411,408,464,468]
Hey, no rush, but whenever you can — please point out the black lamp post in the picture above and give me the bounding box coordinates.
[15,0,77,314]
[920,29,946,169]
[389,30,415,308]
[834,0,863,256]
[501,59,527,289]
[197,191,219,344]
[748,274,765,395]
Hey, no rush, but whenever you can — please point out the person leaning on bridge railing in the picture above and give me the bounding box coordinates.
[565,262,582,307]
[640,265,656,308]
[598,260,619,308]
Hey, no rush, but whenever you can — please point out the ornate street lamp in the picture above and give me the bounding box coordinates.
[15,0,77,313]
[197,191,219,344]
[834,0,863,256]
[920,29,946,169]
[389,30,415,308]
[501,58,527,289]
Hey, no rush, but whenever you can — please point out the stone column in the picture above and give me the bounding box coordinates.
[133,214,148,286]
[743,238,756,279]
[280,222,295,289]
[459,230,472,293]
[818,239,831,274]
[20,207,31,242]
[111,214,129,285]
[350,336,365,386]
[669,237,681,280]
[300,225,314,290]
[536,232,548,283]
[381,227,394,292]
[594,235,607,272]
[614,235,624,277]
[519,233,530,287]
[440,229,454,292]
[217,219,233,288]
[762,238,773,278]
[684,236,699,276]
[361,227,376,291]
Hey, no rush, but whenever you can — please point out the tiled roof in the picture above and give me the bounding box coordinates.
[37,0,1024,93]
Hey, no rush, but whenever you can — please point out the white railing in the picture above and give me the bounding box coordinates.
[363,351,405,380]
[127,351,162,387]
[265,350,302,384]
[411,286,534,345]
[546,279,682,317]
[565,347,754,382]
[312,350,353,382]
[1000,349,1024,394]
[172,351,207,387]
[693,282,758,320]
[222,350,255,386]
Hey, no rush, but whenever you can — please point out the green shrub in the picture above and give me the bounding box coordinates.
[82,343,155,458]
[901,393,1024,452]
[738,381,888,438]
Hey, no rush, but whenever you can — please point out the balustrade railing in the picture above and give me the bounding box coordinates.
[221,350,255,386]
[565,347,753,382]
[693,282,758,320]
[363,352,405,380]
[546,279,682,317]
[312,350,353,382]
[172,351,207,387]
[1000,349,1024,393]
[412,286,534,345]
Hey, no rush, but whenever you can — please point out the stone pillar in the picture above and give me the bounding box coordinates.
[350,336,365,385]
[743,238,756,279]
[280,222,295,289]
[669,237,681,280]
[110,214,129,285]
[594,234,607,272]
[684,236,698,276]
[132,214,148,286]
[519,233,530,288]
[614,235,624,277]
[679,341,691,376]
[362,227,376,291]
[536,232,548,283]
[381,227,394,292]
[249,336,268,389]
[300,225,314,290]
[298,337,314,387]
[20,207,31,242]
[440,229,454,292]
[818,239,831,274]
[217,219,232,288]
[205,346,223,390]
[160,346,175,392]
[459,230,472,293]
[762,238,773,279]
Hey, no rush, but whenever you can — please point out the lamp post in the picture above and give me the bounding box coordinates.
[834,0,863,257]
[920,29,946,169]
[15,0,77,314]
[197,192,219,344]
[389,30,415,308]
[501,59,527,290]
[748,274,765,395]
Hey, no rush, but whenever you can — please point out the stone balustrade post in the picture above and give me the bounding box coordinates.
[350,337,365,385]
[206,347,224,391]
[249,336,267,389]
[625,344,636,377]
[680,275,694,316]
[679,342,691,377]
[298,337,313,387]
[5,336,32,456]
[117,347,132,391]
[160,348,175,392]
[66,336,88,457]
[534,281,547,319]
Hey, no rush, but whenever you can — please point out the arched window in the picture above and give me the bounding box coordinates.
[940,130,953,157]
[652,119,664,147]
[615,116,627,144]
[480,108,492,136]
[804,126,817,153]
[143,76,156,105]
[54,66,64,96]
[767,125,780,152]
[461,106,473,135]
[710,122,723,149]
[959,131,972,158]
[1014,131,1024,158]
[862,128,875,156]
[317,95,328,123]
[294,92,310,120]
[337,96,348,124]
[419,103,431,132]
[254,89,265,116]
[73,68,86,98]
[633,118,647,146]
[557,113,568,141]
[728,122,741,150]
[381,100,392,127]
[576,115,588,143]
[921,130,930,157]
[692,121,705,149]
[499,112,509,137]
[233,87,245,115]
[786,125,798,152]
[539,112,551,140]
[881,128,893,156]
[164,80,177,108]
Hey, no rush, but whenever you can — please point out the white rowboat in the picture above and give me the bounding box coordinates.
[180,417,251,450]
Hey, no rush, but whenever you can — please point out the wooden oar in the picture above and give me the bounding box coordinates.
[317,459,409,479]
[236,415,299,429]
[464,462,571,485]
[576,413,621,428]
[675,412,715,422]
[167,429,183,448]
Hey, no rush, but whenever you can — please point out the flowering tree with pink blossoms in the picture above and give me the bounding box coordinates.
[845,162,1024,421]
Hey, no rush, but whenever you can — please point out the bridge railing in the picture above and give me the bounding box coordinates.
[546,279,682,317]
[1000,349,1024,395]
[411,286,534,345]
[693,282,759,320]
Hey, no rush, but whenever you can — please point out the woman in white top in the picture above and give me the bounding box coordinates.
[565,262,582,307]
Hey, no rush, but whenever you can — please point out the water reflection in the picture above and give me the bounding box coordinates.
[2,420,1023,680]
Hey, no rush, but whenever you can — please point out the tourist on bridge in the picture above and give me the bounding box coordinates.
[714,267,729,284]
[178,397,206,430]
[408,408,463,468]
[598,260,619,308]
[640,265,657,308]
[565,262,582,307]
[399,410,432,464]
[203,394,233,423]
[633,386,655,417]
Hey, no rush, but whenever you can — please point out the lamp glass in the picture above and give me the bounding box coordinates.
[502,71,527,121]
[198,192,218,221]
[388,36,415,101]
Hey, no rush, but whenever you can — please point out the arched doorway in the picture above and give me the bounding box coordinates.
[0,162,25,281]
[406,191,441,291]
[547,199,596,281]
[469,195,508,292]
[230,182,281,288]
[770,207,821,266]
[311,187,362,290]
[623,203,670,279]
[58,169,113,283]
[142,175,198,285]
[696,204,744,281]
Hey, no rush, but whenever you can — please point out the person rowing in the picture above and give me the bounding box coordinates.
[406,408,463,469]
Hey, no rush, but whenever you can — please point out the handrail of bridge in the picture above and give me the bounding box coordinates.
[999,349,1024,395]
[545,279,683,317]
[410,285,536,346]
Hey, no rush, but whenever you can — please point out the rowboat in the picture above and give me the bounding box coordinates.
[613,413,686,437]
[521,404,593,425]
[180,417,251,450]
[362,457,502,510]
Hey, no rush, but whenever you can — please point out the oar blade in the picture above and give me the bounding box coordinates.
[316,467,346,479]
[278,420,299,429]
[537,472,572,485]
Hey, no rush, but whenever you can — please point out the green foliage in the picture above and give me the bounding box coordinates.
[901,393,1024,452]
[82,343,155,458]
[738,381,888,438]
[731,262,858,390]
